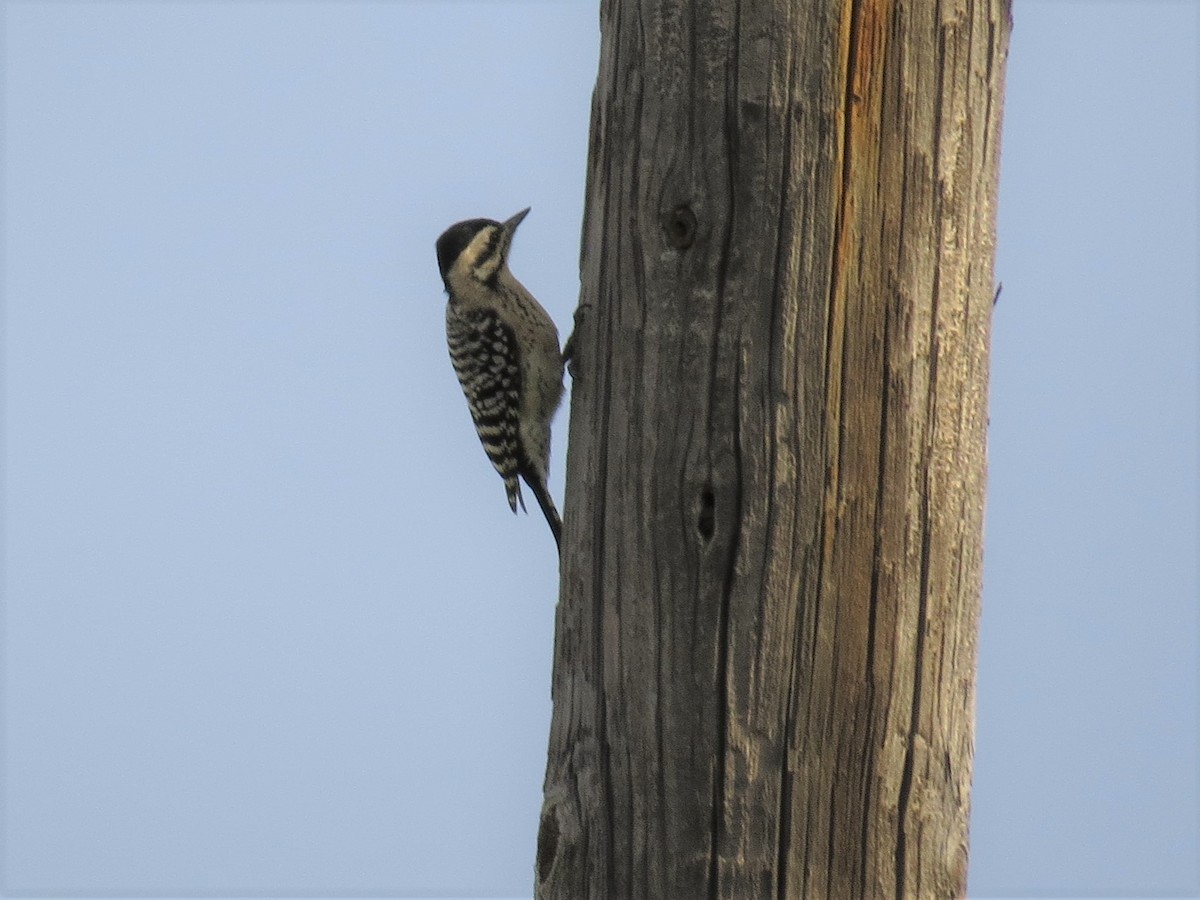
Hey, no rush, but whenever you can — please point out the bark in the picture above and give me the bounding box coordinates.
[538,0,1010,897]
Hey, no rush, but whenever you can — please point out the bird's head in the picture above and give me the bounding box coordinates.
[436,207,530,288]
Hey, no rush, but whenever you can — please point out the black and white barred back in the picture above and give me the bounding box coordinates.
[445,306,525,513]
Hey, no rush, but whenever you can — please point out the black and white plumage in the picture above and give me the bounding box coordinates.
[436,208,564,550]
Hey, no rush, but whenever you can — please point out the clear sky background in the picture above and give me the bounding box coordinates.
[2,1,1195,899]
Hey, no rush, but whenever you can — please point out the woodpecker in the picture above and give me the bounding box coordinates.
[436,208,564,550]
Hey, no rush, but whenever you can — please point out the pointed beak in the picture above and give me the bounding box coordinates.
[503,207,531,234]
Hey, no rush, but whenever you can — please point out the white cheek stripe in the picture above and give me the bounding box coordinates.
[465,228,505,281]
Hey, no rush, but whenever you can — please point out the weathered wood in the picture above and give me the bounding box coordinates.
[538,0,1010,897]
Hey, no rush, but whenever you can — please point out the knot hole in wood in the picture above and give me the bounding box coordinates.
[697,483,716,541]
[661,204,697,249]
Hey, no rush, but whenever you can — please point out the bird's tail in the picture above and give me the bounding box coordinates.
[522,469,562,553]
[504,475,526,515]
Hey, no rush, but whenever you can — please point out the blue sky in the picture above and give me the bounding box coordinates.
[2,1,1196,898]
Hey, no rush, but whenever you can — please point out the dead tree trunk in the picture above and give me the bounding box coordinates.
[538,0,1010,897]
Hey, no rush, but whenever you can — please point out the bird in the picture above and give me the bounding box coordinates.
[436,208,565,550]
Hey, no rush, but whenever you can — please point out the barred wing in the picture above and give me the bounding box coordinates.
[446,305,525,513]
